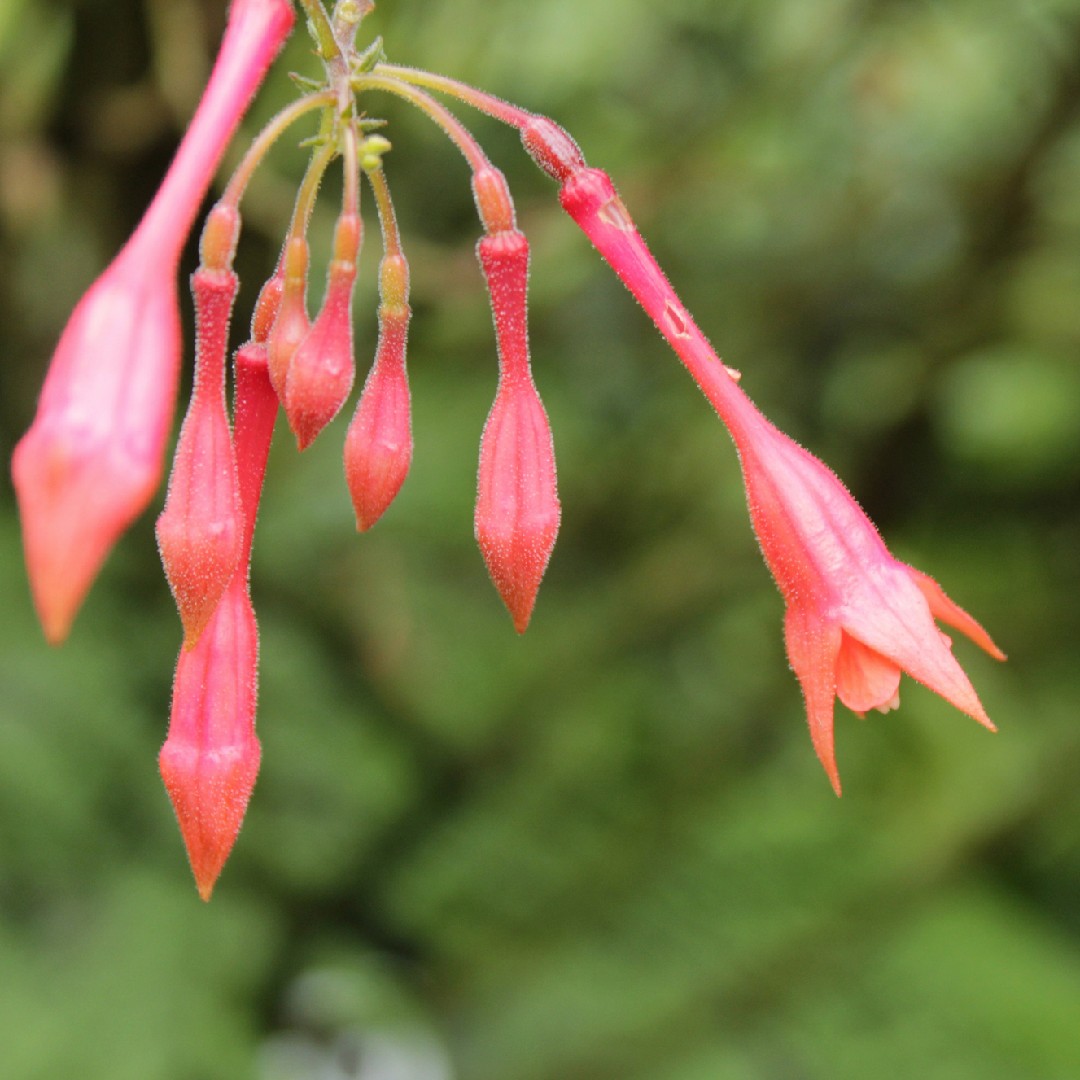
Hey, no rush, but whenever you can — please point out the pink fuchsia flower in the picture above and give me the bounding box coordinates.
[159,576,260,901]
[12,241,182,644]
[344,251,413,531]
[729,403,1004,794]
[11,0,294,643]
[554,161,1003,792]
[475,228,560,634]
[156,266,244,648]
[267,236,311,400]
[284,212,361,449]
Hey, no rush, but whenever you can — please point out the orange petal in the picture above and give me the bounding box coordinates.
[784,606,843,796]
[908,567,1006,661]
[835,632,902,715]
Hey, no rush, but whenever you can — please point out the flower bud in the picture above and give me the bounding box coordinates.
[156,268,243,646]
[475,229,560,632]
[283,214,361,449]
[12,243,181,643]
[251,268,285,344]
[267,235,309,400]
[233,342,279,536]
[475,375,560,633]
[520,115,586,182]
[344,254,412,529]
[159,578,260,901]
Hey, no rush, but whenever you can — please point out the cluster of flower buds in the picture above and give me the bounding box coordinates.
[12,0,1005,897]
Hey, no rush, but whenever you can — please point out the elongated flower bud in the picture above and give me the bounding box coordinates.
[344,252,412,529]
[475,229,560,633]
[519,115,586,183]
[160,578,260,901]
[160,340,278,900]
[12,244,181,644]
[252,265,285,345]
[11,0,293,644]
[284,213,361,449]
[156,267,243,646]
[267,235,310,400]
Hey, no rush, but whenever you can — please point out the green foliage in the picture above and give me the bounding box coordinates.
[1,0,1078,1076]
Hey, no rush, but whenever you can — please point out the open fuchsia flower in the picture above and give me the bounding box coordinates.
[12,0,1005,895]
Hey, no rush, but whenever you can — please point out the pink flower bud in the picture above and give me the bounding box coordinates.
[156,269,243,647]
[284,214,361,449]
[344,253,412,530]
[520,115,586,182]
[12,243,181,643]
[267,236,310,400]
[475,229,560,632]
[233,343,279,536]
[160,578,260,901]
[251,267,285,345]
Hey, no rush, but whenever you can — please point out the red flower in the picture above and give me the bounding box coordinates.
[553,160,1003,791]
[284,213,361,449]
[12,242,182,643]
[731,405,1004,793]
[159,577,260,901]
[344,252,413,531]
[474,228,560,633]
[156,267,243,646]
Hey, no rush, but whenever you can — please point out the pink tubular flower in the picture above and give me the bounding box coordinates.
[159,576,260,901]
[11,0,294,643]
[160,341,278,900]
[728,405,1004,794]
[284,213,361,449]
[475,228,560,633]
[344,251,413,530]
[551,158,1004,791]
[268,236,311,400]
[156,267,243,647]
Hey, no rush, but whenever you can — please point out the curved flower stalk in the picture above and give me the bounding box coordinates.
[11,0,295,644]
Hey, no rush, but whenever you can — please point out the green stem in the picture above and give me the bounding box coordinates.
[290,138,338,239]
[221,90,335,207]
[353,72,491,173]
[374,63,533,128]
[366,164,401,258]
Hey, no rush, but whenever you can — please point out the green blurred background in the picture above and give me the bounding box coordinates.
[1,0,1078,1076]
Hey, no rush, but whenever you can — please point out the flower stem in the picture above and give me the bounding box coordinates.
[366,163,402,259]
[353,72,491,173]
[221,90,335,208]
[373,63,534,128]
[289,136,338,239]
